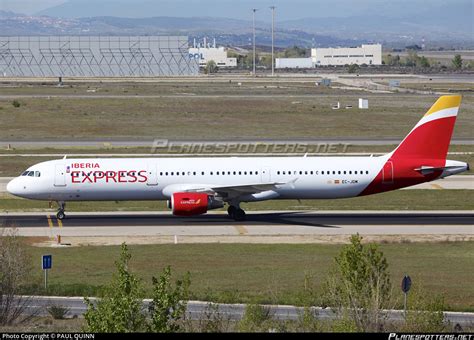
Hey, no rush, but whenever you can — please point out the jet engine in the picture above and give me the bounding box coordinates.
[167,192,224,216]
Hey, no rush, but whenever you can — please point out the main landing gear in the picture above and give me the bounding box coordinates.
[227,205,246,221]
[56,201,66,220]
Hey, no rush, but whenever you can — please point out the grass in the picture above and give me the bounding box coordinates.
[1,93,473,141]
[1,190,473,212]
[23,242,474,312]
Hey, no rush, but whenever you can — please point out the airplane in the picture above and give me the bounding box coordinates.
[7,95,469,221]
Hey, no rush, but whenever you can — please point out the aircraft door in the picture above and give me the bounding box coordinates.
[260,167,271,183]
[147,163,158,186]
[54,164,67,187]
[382,161,394,184]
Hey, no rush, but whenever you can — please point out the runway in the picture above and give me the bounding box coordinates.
[2,211,473,239]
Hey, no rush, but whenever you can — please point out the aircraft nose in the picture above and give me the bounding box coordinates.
[6,178,24,197]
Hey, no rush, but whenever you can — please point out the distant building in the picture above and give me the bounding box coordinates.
[311,44,382,66]
[275,58,313,69]
[189,38,237,68]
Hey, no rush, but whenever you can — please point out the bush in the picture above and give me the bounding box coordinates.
[47,304,70,320]
[12,100,21,108]
[238,304,274,332]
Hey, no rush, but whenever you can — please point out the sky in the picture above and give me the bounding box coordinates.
[0,0,469,21]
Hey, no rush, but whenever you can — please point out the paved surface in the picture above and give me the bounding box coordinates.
[1,176,472,194]
[22,296,474,326]
[1,138,473,147]
[1,211,472,237]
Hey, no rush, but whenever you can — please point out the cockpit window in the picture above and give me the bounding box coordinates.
[21,171,29,176]
[35,171,41,177]
[27,171,34,177]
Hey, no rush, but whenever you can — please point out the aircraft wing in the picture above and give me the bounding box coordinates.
[162,179,296,200]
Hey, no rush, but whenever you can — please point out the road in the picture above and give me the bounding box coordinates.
[1,176,472,193]
[22,296,474,326]
[2,212,473,238]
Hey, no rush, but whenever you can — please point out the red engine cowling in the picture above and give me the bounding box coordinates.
[168,192,210,216]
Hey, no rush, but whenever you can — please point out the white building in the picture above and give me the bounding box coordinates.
[189,38,237,68]
[311,44,382,66]
[275,58,313,69]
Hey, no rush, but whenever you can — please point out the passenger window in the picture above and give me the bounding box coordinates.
[343,171,346,175]
[256,171,258,175]
[349,171,352,174]
[321,171,324,175]
[193,172,196,176]
[355,171,358,174]
[366,171,369,174]
[238,171,241,175]
[332,171,336,175]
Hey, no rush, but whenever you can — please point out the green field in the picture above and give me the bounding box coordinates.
[1,189,473,212]
[24,242,474,311]
[1,93,473,140]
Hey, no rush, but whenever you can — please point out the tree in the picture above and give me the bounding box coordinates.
[204,60,218,74]
[324,234,392,332]
[147,266,190,333]
[420,56,430,68]
[84,243,191,333]
[452,54,463,69]
[0,227,36,326]
[83,243,146,332]
[347,64,359,74]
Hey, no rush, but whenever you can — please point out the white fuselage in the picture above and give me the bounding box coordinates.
[7,155,390,202]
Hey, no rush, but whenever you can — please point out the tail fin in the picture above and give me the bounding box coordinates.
[391,95,461,161]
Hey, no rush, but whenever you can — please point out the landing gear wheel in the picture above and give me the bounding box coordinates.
[56,210,66,220]
[234,208,246,222]
[227,206,237,218]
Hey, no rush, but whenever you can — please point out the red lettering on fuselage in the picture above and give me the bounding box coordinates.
[70,169,148,184]
[71,163,100,169]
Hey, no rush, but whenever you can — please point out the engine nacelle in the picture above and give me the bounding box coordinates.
[167,192,224,216]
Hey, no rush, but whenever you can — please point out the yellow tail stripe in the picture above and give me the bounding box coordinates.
[424,95,462,117]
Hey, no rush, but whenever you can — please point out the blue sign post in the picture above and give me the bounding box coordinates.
[42,255,52,290]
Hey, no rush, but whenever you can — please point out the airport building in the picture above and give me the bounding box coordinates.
[0,36,199,77]
[188,38,237,68]
[311,44,382,66]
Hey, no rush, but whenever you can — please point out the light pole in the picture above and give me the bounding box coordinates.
[270,6,276,77]
[252,8,258,77]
